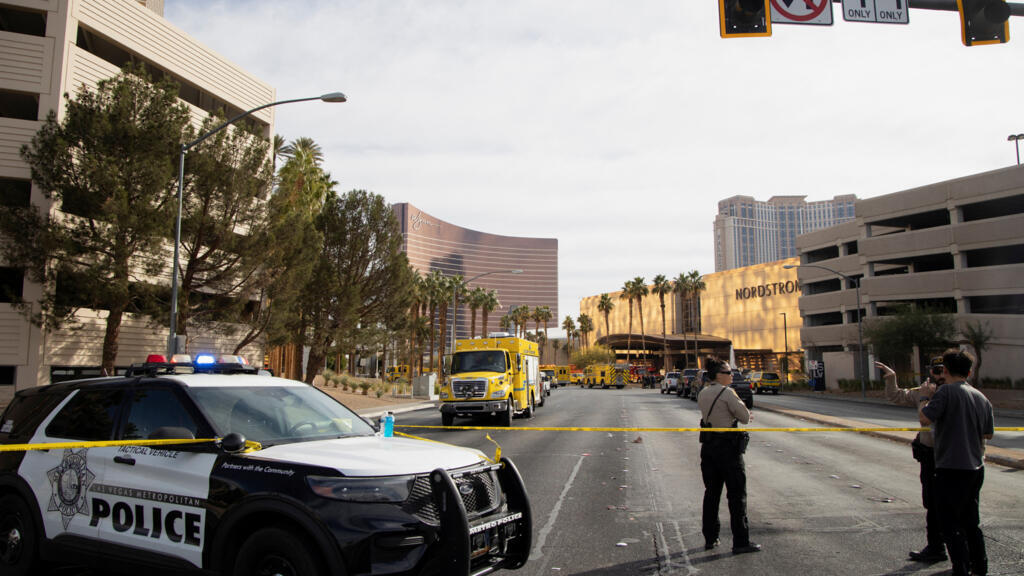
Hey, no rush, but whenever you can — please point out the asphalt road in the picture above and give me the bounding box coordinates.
[44,386,1024,575]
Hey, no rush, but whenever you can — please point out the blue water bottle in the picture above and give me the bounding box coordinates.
[382,411,394,438]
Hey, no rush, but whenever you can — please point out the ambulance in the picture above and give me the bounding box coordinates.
[441,334,541,427]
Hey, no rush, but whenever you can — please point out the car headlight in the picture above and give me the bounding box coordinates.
[307,475,415,503]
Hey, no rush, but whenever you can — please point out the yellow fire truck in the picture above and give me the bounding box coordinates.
[584,364,612,388]
[440,335,541,427]
[540,364,571,387]
[385,364,410,382]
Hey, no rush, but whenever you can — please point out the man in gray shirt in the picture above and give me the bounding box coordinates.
[919,349,994,576]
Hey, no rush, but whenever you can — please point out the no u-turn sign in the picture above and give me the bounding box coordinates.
[770,0,834,25]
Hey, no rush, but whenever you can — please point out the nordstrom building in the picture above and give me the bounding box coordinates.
[579,259,803,373]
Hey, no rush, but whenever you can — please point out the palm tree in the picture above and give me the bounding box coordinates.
[578,314,594,349]
[514,306,532,338]
[962,320,993,386]
[480,289,500,337]
[423,270,445,374]
[597,293,614,343]
[562,316,576,360]
[467,287,486,338]
[685,270,706,367]
[533,305,551,361]
[619,280,635,365]
[436,275,462,375]
[651,274,672,372]
[672,272,692,368]
[499,314,512,333]
[631,276,649,366]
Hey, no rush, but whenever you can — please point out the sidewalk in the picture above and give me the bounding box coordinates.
[757,402,1024,471]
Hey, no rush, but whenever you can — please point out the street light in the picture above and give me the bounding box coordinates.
[783,263,867,398]
[1009,134,1024,165]
[168,92,346,358]
[779,312,788,388]
[450,269,523,350]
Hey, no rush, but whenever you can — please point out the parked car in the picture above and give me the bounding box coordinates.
[753,371,781,394]
[677,368,700,398]
[541,373,553,396]
[661,371,681,394]
[687,370,709,401]
[731,369,754,409]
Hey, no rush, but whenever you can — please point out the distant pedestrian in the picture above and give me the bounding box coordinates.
[919,349,994,576]
[877,359,947,564]
[697,355,760,554]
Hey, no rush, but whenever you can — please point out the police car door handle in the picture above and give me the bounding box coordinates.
[113,455,136,466]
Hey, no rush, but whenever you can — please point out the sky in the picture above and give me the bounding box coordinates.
[165,0,1022,335]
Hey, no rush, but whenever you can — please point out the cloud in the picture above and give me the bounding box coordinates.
[166,1,1023,332]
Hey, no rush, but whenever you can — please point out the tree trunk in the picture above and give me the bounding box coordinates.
[101,305,124,376]
[660,303,667,372]
[305,348,325,384]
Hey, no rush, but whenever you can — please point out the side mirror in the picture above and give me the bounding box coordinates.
[220,432,247,454]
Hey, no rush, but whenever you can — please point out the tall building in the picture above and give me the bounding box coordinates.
[1,0,274,395]
[714,194,857,271]
[392,203,558,339]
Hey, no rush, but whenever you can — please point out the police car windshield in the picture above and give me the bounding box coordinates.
[189,385,375,446]
[451,350,506,374]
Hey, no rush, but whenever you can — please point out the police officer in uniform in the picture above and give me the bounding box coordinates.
[697,355,761,554]
[878,359,947,564]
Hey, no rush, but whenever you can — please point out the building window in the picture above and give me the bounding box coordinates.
[0,366,13,386]
[965,244,1024,267]
[968,294,1024,315]
[0,5,46,37]
[0,90,39,121]
[844,241,858,255]
[805,245,840,263]
[0,268,23,303]
[961,194,1024,222]
[806,311,843,326]
[0,178,31,207]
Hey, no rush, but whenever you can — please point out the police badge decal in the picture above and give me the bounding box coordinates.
[47,448,96,529]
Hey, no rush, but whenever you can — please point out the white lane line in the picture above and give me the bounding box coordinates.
[530,453,587,561]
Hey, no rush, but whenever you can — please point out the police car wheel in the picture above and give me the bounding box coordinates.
[234,527,324,576]
[0,495,38,576]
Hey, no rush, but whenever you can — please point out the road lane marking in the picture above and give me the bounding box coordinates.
[530,453,587,562]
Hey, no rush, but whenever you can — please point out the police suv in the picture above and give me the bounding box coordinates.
[0,355,532,576]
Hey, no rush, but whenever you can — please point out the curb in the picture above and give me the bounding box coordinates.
[757,404,1024,471]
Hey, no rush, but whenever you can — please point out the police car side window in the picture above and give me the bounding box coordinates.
[123,388,199,440]
[45,389,124,441]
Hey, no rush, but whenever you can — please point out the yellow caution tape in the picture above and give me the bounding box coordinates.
[0,437,263,453]
[398,425,1024,433]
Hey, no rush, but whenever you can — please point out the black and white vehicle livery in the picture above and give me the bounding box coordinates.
[0,355,532,576]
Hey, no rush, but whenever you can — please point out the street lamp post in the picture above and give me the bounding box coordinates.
[168,92,346,358]
[784,263,867,398]
[779,312,788,388]
[450,269,523,351]
[1009,134,1024,165]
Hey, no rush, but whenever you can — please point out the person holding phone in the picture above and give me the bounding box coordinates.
[919,349,994,576]
[876,359,947,564]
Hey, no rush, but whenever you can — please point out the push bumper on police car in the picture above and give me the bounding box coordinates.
[426,458,532,575]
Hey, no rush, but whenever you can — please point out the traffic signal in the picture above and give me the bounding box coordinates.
[957,0,1011,46]
[719,0,771,38]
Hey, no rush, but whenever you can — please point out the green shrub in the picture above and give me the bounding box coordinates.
[359,382,371,395]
